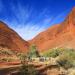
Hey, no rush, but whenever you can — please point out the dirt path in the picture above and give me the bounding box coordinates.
[0,65,21,75]
[0,62,21,75]
[0,62,60,75]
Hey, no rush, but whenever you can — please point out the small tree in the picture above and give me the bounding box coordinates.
[20,64,38,75]
[18,53,38,75]
[28,45,40,59]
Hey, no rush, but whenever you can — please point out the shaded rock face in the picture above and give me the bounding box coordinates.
[29,7,75,52]
[0,21,29,53]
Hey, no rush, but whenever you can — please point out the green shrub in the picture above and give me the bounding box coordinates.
[20,64,37,75]
[57,58,73,69]
[19,52,38,75]
[28,45,40,58]
[42,48,62,57]
[42,48,75,69]
[17,53,27,64]
[57,49,75,69]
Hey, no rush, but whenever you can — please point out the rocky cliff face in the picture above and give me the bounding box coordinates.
[0,21,29,53]
[29,7,75,52]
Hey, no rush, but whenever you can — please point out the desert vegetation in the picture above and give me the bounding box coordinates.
[18,47,75,75]
[41,48,75,75]
[28,45,40,58]
[0,46,75,75]
[19,47,75,74]
[18,51,38,75]
[0,49,14,56]
[0,49,18,62]
[57,49,75,69]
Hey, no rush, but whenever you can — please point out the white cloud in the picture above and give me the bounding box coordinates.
[7,8,69,40]
[11,3,33,24]
[3,2,53,40]
[14,24,45,40]
[0,0,71,41]
[13,16,53,40]
[5,3,52,40]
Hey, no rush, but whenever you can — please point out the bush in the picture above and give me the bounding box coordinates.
[42,48,75,69]
[42,48,62,57]
[57,58,73,69]
[0,49,14,55]
[19,52,38,75]
[17,53,27,64]
[57,49,75,69]
[0,57,13,62]
[28,45,40,59]
[20,64,38,75]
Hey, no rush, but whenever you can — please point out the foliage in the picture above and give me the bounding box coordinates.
[42,47,62,57]
[57,48,75,69]
[0,49,14,55]
[28,45,40,58]
[20,64,38,75]
[17,53,27,64]
[42,48,75,69]
[0,57,14,62]
[19,51,38,75]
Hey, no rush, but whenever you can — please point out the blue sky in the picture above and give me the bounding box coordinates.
[0,0,75,40]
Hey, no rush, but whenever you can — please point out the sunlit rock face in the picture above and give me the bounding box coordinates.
[0,21,29,53]
[29,7,75,52]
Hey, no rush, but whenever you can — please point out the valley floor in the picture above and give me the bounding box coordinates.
[0,61,74,75]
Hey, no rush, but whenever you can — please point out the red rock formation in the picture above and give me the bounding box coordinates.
[0,21,29,53]
[29,7,75,52]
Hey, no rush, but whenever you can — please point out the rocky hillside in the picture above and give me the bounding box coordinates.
[0,21,29,53]
[29,7,75,52]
